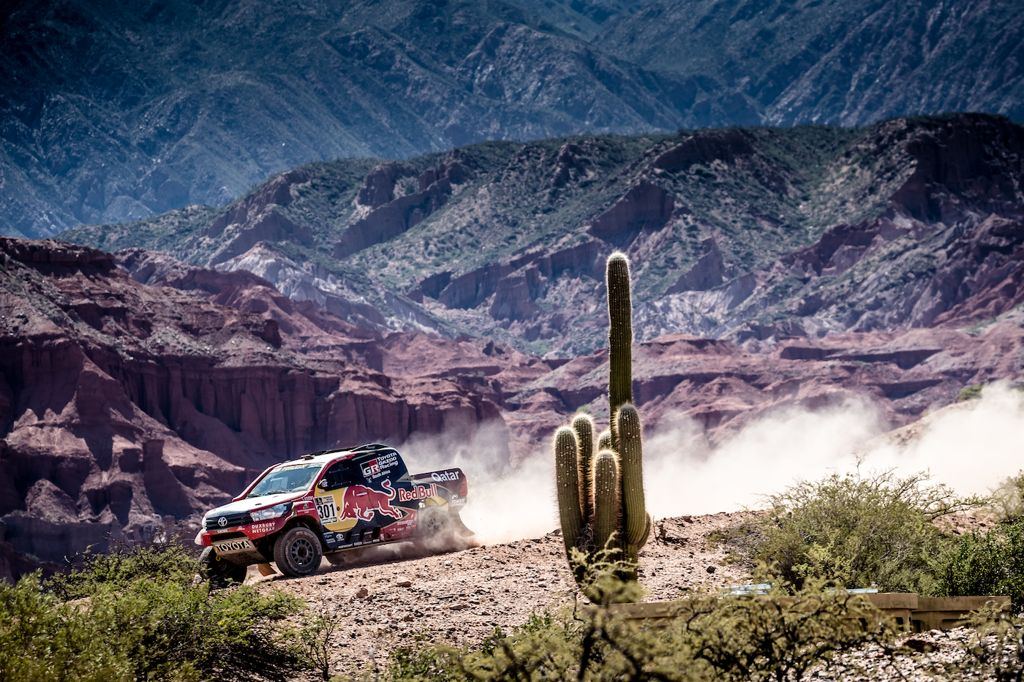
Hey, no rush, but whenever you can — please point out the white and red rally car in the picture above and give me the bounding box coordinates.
[196,443,468,584]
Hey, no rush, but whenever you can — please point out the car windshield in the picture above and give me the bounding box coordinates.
[247,464,322,498]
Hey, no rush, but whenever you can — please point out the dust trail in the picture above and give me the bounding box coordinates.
[402,384,1024,545]
[649,383,1024,517]
[401,421,555,545]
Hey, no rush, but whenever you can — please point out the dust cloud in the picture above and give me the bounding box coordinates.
[402,384,1024,546]
[401,420,554,545]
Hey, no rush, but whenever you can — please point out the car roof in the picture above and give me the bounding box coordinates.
[272,443,395,469]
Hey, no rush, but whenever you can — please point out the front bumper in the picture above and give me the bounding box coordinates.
[196,516,288,548]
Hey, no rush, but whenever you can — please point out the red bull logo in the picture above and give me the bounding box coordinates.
[398,483,437,502]
[340,480,403,521]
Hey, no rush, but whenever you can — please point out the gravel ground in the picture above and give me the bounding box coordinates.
[252,512,1015,680]
[255,513,758,678]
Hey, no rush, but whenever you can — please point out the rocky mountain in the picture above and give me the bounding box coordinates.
[3,236,1022,579]
[601,0,1024,126]
[3,0,1022,236]
[69,114,1024,357]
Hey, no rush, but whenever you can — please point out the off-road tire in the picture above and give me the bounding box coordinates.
[273,526,323,578]
[418,506,453,539]
[199,546,248,588]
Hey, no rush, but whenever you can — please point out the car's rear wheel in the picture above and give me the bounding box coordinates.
[416,506,476,551]
[273,526,323,578]
[418,506,451,538]
[199,546,248,588]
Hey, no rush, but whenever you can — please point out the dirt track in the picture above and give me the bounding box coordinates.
[253,512,759,678]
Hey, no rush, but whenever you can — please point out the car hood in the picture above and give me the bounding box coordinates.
[205,492,302,518]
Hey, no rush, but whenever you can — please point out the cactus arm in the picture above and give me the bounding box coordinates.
[616,404,648,555]
[607,253,633,447]
[592,450,621,552]
[597,429,612,452]
[572,413,596,524]
[554,427,584,555]
[637,513,652,548]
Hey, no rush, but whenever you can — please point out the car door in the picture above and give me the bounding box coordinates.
[312,459,361,548]
[314,452,410,548]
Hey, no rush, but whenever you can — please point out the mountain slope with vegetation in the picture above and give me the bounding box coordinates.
[68,114,1024,357]
[3,0,1023,236]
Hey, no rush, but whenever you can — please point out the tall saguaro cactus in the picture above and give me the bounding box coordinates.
[554,253,652,588]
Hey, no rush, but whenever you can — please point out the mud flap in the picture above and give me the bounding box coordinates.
[256,563,276,577]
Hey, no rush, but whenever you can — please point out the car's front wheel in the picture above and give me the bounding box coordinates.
[273,526,323,578]
[199,547,248,588]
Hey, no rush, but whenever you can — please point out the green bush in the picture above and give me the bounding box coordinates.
[939,519,1024,610]
[0,544,307,682]
[48,543,199,599]
[990,471,1024,523]
[752,472,978,593]
[958,384,984,402]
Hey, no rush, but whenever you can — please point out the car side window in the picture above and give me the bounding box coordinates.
[319,460,359,491]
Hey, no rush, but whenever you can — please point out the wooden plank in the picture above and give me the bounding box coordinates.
[599,592,1011,631]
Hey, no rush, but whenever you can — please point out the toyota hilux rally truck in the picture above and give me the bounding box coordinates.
[196,443,468,584]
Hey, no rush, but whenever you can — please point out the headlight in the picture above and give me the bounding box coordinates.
[251,503,291,521]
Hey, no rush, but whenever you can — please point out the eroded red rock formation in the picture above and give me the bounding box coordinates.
[0,238,508,576]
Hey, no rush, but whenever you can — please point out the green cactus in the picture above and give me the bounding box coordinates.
[554,426,584,556]
[592,450,620,552]
[617,404,651,557]
[571,414,595,524]
[607,253,633,450]
[552,252,651,592]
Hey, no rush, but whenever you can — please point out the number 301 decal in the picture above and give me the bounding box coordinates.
[315,496,338,523]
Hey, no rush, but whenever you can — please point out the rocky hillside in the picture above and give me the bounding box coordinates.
[601,0,1024,126]
[0,238,545,576]
[3,0,1022,236]
[3,236,1022,578]
[69,114,1024,357]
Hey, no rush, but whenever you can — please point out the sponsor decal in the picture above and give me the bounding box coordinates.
[248,521,277,535]
[430,470,460,483]
[361,451,399,481]
[398,483,438,503]
[340,480,403,521]
[213,538,254,554]
[315,495,338,524]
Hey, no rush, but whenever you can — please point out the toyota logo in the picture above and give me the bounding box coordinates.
[217,517,228,528]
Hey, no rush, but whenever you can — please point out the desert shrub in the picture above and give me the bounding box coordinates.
[990,471,1024,523]
[388,560,897,681]
[753,472,977,593]
[958,383,984,401]
[0,574,126,681]
[48,542,199,599]
[0,544,306,682]
[299,607,345,681]
[939,519,1024,610]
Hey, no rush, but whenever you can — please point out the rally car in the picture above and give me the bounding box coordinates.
[195,443,468,584]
